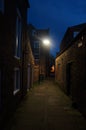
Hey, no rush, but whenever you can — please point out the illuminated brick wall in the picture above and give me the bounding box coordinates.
[55,27,86,116]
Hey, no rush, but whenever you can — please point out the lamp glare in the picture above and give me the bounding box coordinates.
[43,39,50,46]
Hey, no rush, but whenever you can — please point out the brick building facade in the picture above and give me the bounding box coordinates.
[55,23,86,116]
[28,24,50,82]
[0,0,33,127]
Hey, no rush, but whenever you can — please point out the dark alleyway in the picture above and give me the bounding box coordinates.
[5,80,86,130]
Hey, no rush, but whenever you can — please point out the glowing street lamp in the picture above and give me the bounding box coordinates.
[42,39,50,46]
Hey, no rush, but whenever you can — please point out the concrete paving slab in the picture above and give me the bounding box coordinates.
[4,80,86,130]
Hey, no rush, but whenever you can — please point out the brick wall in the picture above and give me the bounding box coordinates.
[55,28,86,116]
[34,65,39,82]
[0,0,29,127]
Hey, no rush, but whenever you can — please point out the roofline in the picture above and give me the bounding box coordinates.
[69,23,86,30]
[56,26,86,59]
[28,24,36,30]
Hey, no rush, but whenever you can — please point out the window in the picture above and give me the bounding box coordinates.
[14,68,20,95]
[73,31,79,38]
[0,0,4,13]
[34,52,39,59]
[34,41,39,48]
[15,9,22,58]
[34,49,39,54]
[35,59,39,65]
[32,30,36,36]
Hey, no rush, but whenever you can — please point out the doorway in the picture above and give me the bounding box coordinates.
[66,62,72,96]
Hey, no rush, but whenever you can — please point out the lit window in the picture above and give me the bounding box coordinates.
[15,8,22,58]
[32,30,36,36]
[0,0,4,13]
[13,68,20,95]
[78,42,83,48]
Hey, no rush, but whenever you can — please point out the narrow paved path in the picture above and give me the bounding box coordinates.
[7,80,86,130]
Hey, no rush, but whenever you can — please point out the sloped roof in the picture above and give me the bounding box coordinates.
[60,23,86,49]
[69,23,86,32]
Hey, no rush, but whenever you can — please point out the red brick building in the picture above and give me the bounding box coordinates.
[25,33,34,89]
[28,24,50,82]
[0,0,32,127]
[55,23,86,116]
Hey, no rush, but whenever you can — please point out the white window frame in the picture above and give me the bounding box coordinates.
[15,8,22,58]
[13,68,20,95]
[0,0,4,13]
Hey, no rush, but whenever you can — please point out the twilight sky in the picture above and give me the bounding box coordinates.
[27,0,86,57]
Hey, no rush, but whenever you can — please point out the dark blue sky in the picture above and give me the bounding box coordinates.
[27,0,86,56]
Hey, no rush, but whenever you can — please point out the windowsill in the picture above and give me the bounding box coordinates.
[13,89,20,95]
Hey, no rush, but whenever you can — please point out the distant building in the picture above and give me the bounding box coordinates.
[49,55,55,77]
[0,0,31,127]
[28,24,50,82]
[55,23,86,116]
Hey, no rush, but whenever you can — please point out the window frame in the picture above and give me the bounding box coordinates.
[15,8,22,58]
[73,31,79,38]
[32,30,36,36]
[34,41,39,49]
[13,68,20,95]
